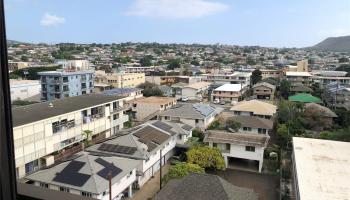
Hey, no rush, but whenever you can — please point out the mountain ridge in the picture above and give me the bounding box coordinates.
[309,35,350,52]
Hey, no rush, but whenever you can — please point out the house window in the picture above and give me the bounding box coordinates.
[245,146,255,152]
[258,128,266,134]
[225,143,230,151]
[213,143,217,147]
[234,111,241,115]
[59,187,70,193]
[81,192,92,197]
[39,182,48,188]
[243,127,252,132]
[195,119,199,123]
[178,135,182,140]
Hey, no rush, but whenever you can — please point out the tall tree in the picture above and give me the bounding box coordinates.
[251,69,262,85]
[279,80,291,99]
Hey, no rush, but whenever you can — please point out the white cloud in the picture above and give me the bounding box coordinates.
[40,13,65,26]
[125,0,229,19]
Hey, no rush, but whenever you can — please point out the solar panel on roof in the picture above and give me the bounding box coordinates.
[95,158,122,180]
[182,124,193,131]
[98,143,137,155]
[193,104,215,117]
[152,121,173,131]
[53,161,91,187]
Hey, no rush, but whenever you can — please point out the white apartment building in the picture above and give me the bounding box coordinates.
[12,94,129,178]
[204,72,252,86]
[10,79,41,101]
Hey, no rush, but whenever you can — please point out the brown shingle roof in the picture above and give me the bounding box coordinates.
[231,116,273,129]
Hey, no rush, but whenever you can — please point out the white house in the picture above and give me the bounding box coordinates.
[204,128,269,173]
[87,121,191,188]
[26,152,139,200]
[12,94,129,178]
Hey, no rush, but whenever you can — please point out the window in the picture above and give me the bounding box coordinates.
[243,127,252,132]
[245,146,255,152]
[258,128,267,134]
[81,192,92,197]
[225,143,230,151]
[213,143,217,147]
[195,119,199,123]
[39,182,48,188]
[60,187,70,193]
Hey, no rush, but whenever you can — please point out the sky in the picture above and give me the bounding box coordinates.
[4,0,350,47]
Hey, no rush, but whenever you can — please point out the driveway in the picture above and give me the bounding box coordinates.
[211,169,279,200]
[129,164,170,200]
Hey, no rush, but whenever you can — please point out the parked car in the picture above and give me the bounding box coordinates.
[213,99,220,104]
[181,96,189,102]
[220,101,226,105]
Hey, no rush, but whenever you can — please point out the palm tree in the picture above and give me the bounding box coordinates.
[82,130,93,147]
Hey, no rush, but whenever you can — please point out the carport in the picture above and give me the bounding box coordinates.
[227,157,259,172]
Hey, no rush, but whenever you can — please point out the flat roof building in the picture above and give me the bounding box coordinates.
[292,137,350,200]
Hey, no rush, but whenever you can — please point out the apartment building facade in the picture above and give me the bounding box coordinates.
[12,94,129,178]
[132,97,177,121]
[95,72,145,88]
[39,70,94,101]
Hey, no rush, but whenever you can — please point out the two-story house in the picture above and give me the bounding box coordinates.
[204,115,272,173]
[159,103,221,130]
[131,97,177,121]
[252,82,276,100]
[212,83,247,103]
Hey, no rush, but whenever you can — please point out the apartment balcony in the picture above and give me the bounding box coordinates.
[112,105,126,113]
[112,115,129,127]
[51,80,61,84]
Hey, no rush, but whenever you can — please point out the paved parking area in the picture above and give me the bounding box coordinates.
[212,169,279,200]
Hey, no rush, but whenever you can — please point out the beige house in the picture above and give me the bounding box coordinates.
[252,82,276,100]
[260,69,282,79]
[95,71,145,88]
[132,97,177,121]
[8,61,29,71]
[230,100,277,120]
[180,82,211,100]
[285,72,313,86]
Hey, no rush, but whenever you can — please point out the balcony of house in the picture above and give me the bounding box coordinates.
[213,91,241,98]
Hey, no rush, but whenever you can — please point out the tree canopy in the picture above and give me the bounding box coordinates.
[164,162,204,183]
[167,59,181,70]
[186,146,225,170]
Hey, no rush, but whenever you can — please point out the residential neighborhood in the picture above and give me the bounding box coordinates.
[2,1,350,199]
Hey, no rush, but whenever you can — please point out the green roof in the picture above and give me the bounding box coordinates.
[288,93,322,103]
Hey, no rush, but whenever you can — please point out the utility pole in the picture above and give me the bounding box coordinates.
[108,171,112,200]
[160,149,162,190]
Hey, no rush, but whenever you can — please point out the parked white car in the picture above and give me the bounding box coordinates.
[213,99,220,104]
[181,96,189,102]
